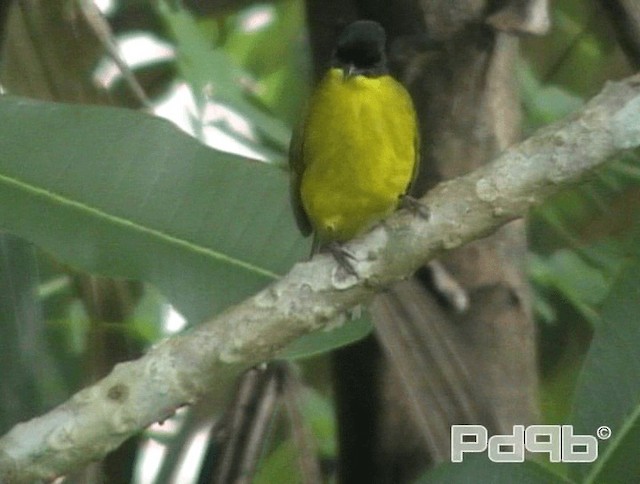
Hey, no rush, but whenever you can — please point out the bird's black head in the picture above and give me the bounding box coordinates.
[332,20,388,78]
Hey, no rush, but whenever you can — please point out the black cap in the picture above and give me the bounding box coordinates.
[332,20,388,77]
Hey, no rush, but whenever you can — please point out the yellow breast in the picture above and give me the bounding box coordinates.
[300,68,417,242]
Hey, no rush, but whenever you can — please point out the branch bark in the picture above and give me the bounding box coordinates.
[0,74,639,482]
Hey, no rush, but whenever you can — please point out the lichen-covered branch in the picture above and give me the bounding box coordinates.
[0,74,639,483]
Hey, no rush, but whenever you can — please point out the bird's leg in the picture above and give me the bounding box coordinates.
[325,241,359,278]
[400,193,430,219]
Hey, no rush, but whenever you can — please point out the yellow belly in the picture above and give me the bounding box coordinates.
[300,69,417,242]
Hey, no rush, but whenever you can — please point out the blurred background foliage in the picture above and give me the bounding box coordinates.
[522,0,639,428]
[0,0,639,482]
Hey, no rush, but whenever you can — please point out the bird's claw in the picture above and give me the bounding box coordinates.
[400,194,430,219]
[326,241,358,278]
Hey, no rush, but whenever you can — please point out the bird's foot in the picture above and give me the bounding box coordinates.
[400,194,430,219]
[326,241,358,278]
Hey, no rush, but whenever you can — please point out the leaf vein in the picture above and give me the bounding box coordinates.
[0,171,279,279]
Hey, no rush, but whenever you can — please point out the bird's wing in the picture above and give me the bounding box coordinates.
[288,109,313,237]
[406,97,421,194]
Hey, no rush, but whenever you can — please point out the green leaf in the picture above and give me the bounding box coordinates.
[417,455,572,484]
[280,314,373,360]
[157,1,291,150]
[519,61,584,129]
[584,410,640,484]
[299,388,337,457]
[223,0,311,125]
[253,387,337,484]
[0,95,308,323]
[253,439,302,484]
[529,250,609,326]
[570,225,640,482]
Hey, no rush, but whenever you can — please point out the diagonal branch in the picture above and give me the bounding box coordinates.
[0,74,639,483]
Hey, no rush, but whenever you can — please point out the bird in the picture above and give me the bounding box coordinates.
[289,20,420,264]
